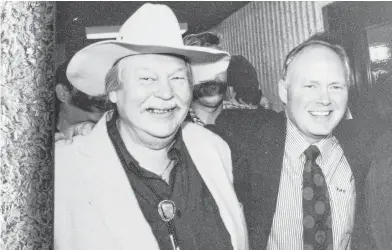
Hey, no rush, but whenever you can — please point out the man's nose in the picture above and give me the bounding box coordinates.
[155,78,174,100]
[317,87,331,105]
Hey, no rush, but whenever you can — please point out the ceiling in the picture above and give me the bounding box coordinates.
[56,1,249,58]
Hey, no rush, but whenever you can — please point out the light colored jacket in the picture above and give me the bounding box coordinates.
[54,113,248,250]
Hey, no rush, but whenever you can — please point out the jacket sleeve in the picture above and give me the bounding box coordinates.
[54,142,76,250]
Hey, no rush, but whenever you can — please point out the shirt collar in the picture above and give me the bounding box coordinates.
[315,134,337,162]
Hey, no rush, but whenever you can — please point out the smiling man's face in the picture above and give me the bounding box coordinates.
[279,45,349,143]
[109,54,192,140]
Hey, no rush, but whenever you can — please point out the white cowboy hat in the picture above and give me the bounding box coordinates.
[67,3,231,96]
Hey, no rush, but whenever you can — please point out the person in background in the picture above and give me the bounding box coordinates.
[54,60,112,141]
[226,54,262,109]
[183,32,257,128]
[215,33,376,249]
[183,32,264,109]
[365,71,392,250]
[55,4,247,250]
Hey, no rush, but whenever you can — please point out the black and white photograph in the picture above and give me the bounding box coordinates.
[1,1,391,250]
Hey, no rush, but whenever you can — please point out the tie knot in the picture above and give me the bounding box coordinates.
[304,145,320,161]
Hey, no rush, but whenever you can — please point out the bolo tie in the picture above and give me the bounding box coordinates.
[111,117,180,249]
[137,166,180,250]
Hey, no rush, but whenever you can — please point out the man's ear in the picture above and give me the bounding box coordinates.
[278,79,288,105]
[55,84,71,103]
[108,91,118,103]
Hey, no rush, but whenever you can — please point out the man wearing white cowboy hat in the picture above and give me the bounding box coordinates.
[54,3,248,250]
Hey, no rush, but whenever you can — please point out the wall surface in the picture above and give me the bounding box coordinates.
[1,2,55,249]
[210,1,333,111]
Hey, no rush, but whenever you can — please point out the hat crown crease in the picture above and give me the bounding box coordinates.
[118,3,183,47]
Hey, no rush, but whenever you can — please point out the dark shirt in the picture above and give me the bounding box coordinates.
[107,111,232,250]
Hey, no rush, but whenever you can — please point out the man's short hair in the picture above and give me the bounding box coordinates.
[227,55,262,105]
[281,32,354,86]
[183,32,221,48]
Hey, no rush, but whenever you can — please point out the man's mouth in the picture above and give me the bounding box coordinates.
[146,107,177,114]
[309,111,332,117]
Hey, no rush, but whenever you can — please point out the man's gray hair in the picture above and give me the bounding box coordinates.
[281,32,354,86]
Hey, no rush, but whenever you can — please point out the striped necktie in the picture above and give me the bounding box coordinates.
[303,145,334,250]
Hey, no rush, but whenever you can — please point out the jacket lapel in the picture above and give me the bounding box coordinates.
[255,114,286,245]
[334,121,376,249]
[182,122,247,250]
[80,116,160,250]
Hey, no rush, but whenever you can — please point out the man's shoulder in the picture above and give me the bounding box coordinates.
[214,109,286,157]
[55,135,87,155]
[216,108,284,135]
[217,108,277,123]
[335,118,384,151]
[55,133,98,173]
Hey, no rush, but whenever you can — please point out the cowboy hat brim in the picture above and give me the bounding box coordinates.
[67,39,230,96]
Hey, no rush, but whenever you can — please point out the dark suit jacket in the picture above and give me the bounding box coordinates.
[365,128,392,250]
[215,108,375,250]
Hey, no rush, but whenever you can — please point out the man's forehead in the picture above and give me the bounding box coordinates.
[287,46,344,74]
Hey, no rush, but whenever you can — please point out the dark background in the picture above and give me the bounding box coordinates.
[56,1,249,59]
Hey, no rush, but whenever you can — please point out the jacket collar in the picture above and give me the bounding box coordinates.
[182,122,247,250]
[79,112,160,250]
[259,113,286,240]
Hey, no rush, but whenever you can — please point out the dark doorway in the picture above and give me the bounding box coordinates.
[323,2,392,118]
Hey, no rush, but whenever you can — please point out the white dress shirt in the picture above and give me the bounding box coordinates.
[267,120,355,250]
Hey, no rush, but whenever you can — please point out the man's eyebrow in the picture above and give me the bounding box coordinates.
[329,81,347,85]
[169,67,187,75]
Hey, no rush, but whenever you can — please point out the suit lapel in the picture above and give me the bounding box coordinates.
[334,121,367,194]
[257,114,287,241]
[333,121,376,249]
[80,116,159,250]
[182,122,246,250]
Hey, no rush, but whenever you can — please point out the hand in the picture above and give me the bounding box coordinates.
[55,121,96,143]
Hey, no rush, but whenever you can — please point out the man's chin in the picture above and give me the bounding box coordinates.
[308,127,335,139]
[144,124,180,139]
[199,95,224,107]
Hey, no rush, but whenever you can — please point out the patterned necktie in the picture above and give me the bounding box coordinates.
[303,145,334,250]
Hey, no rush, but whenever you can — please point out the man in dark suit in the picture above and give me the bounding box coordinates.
[216,34,375,249]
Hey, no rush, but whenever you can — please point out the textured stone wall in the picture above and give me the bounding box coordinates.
[1,2,55,249]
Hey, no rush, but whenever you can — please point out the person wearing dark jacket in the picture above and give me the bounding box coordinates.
[215,33,376,250]
[365,71,392,250]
